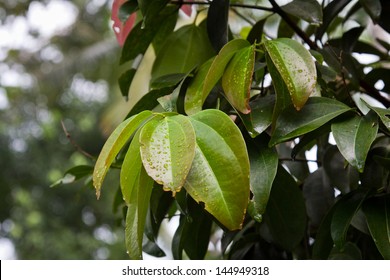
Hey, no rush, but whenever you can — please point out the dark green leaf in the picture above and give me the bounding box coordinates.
[120,7,178,64]
[152,23,215,81]
[127,87,174,117]
[303,168,335,230]
[264,38,317,110]
[316,0,352,41]
[331,111,378,172]
[363,195,390,259]
[139,114,196,194]
[172,215,187,260]
[281,0,323,25]
[362,101,390,131]
[359,0,382,22]
[328,241,362,259]
[239,95,275,137]
[150,73,186,90]
[119,69,136,99]
[247,19,266,44]
[222,44,255,114]
[207,0,230,52]
[93,111,154,198]
[270,97,351,146]
[142,239,166,258]
[125,166,154,260]
[331,189,370,249]
[185,110,250,230]
[263,165,307,251]
[118,1,138,22]
[312,207,336,259]
[247,135,278,222]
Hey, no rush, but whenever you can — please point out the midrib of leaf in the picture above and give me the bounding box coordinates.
[186,144,234,225]
[386,199,390,244]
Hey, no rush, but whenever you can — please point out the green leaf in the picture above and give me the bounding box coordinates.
[270,97,351,146]
[331,111,378,172]
[263,165,307,251]
[264,38,317,110]
[281,0,323,25]
[139,114,196,194]
[247,135,278,223]
[312,207,336,259]
[125,166,154,260]
[328,242,362,259]
[239,95,275,137]
[331,189,369,249]
[222,44,255,114]
[363,195,390,259]
[150,73,186,90]
[202,39,250,100]
[93,111,154,199]
[184,109,250,230]
[363,102,390,132]
[359,0,382,23]
[246,19,266,44]
[152,23,215,81]
[50,165,93,188]
[120,128,143,204]
[184,58,214,115]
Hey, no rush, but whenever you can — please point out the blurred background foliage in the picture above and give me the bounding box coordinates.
[0,0,130,259]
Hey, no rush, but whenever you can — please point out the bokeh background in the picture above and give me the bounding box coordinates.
[0,0,132,259]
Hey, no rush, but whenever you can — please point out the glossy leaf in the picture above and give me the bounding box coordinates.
[263,165,307,251]
[125,166,154,260]
[264,38,317,110]
[270,97,351,146]
[247,19,266,44]
[247,135,278,222]
[331,190,369,249]
[184,110,250,230]
[120,128,143,204]
[139,114,196,194]
[312,207,336,259]
[118,68,136,98]
[281,0,323,25]
[363,195,390,259]
[331,111,378,172]
[222,44,255,114]
[152,23,214,81]
[93,111,153,199]
[363,102,390,131]
[184,58,214,115]
[329,242,362,259]
[202,39,250,100]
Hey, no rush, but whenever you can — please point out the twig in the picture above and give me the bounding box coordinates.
[61,120,95,160]
[279,157,321,164]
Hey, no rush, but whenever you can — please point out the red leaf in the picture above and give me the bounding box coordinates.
[180,5,192,17]
[111,0,136,46]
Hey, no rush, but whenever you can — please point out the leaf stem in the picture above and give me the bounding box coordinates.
[61,120,95,160]
[279,157,321,164]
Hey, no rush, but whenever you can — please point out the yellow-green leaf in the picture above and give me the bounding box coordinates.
[222,44,255,114]
[264,38,317,110]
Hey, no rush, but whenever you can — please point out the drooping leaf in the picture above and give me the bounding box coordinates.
[331,189,370,249]
[202,39,250,100]
[264,38,317,110]
[312,207,336,259]
[222,44,255,114]
[152,23,215,82]
[50,165,93,188]
[359,0,382,23]
[207,0,230,52]
[125,166,154,260]
[142,239,166,258]
[184,58,214,115]
[120,6,178,64]
[247,135,278,223]
[270,97,351,146]
[363,195,390,259]
[363,101,390,132]
[316,0,351,41]
[239,95,275,137]
[120,128,143,204]
[118,68,136,99]
[281,0,323,25]
[93,110,154,198]
[150,73,186,90]
[139,114,196,194]
[184,109,250,230]
[246,19,266,44]
[303,167,335,230]
[263,165,307,251]
[172,214,188,260]
[328,242,362,259]
[331,111,378,172]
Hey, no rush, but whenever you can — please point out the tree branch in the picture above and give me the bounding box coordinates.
[61,120,95,160]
